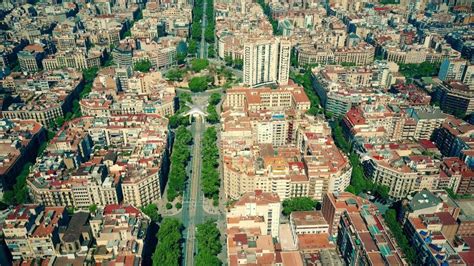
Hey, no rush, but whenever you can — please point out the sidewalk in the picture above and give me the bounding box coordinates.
[157,188,183,217]
[202,197,222,215]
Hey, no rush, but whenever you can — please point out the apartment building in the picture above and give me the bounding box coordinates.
[134,38,180,69]
[442,158,474,195]
[437,81,474,117]
[2,70,83,126]
[17,44,45,73]
[223,145,308,200]
[439,58,469,82]
[296,42,374,67]
[227,190,281,238]
[42,49,101,71]
[27,115,170,208]
[404,213,472,265]
[0,119,45,192]
[3,203,149,264]
[121,168,163,207]
[243,38,291,87]
[385,45,460,64]
[303,141,352,201]
[333,43,375,66]
[337,206,405,265]
[113,43,133,68]
[28,161,121,208]
[312,63,397,118]
[407,107,447,140]
[321,192,375,238]
[90,204,149,262]
[2,205,68,260]
[457,216,474,238]
[297,45,335,66]
[289,211,329,247]
[80,68,176,118]
[223,86,310,113]
[227,227,303,266]
[362,143,443,199]
[222,126,351,201]
[222,87,350,201]
[432,117,474,157]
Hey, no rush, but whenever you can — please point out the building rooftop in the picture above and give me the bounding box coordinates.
[291,211,328,227]
[409,190,442,211]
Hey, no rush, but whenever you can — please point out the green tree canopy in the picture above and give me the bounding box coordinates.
[188,76,209,92]
[166,69,184,81]
[89,204,98,214]
[196,220,222,266]
[141,203,161,222]
[152,218,183,266]
[282,197,319,216]
[134,59,152,73]
[201,127,220,201]
[2,163,32,205]
[209,93,221,105]
[191,59,209,72]
[167,126,192,201]
[383,209,416,263]
[399,62,440,79]
[188,40,198,56]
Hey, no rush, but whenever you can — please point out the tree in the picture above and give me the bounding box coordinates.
[166,69,184,81]
[340,62,356,67]
[205,27,215,43]
[2,163,32,205]
[196,250,221,266]
[188,76,209,92]
[176,41,187,64]
[331,119,350,153]
[196,220,222,266]
[152,218,183,266]
[166,202,173,210]
[208,46,215,58]
[89,204,98,214]
[188,40,198,56]
[206,105,219,124]
[224,55,233,66]
[191,23,202,40]
[282,197,319,216]
[209,93,221,105]
[201,127,220,200]
[383,209,416,263]
[257,0,281,35]
[233,59,243,70]
[83,67,99,83]
[290,69,322,115]
[134,60,152,73]
[141,203,161,222]
[167,126,192,201]
[191,59,209,72]
[176,202,182,209]
[399,62,440,79]
[2,191,16,205]
[103,52,114,67]
[55,116,65,127]
[177,52,187,65]
[290,48,298,67]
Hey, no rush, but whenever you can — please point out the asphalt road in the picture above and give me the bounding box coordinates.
[183,116,203,266]
[199,0,207,59]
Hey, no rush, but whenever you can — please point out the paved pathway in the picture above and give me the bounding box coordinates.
[199,0,207,59]
[183,116,203,266]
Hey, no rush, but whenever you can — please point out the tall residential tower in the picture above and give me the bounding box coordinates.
[243,37,291,87]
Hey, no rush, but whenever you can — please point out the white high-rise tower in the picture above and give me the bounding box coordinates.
[243,37,291,88]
